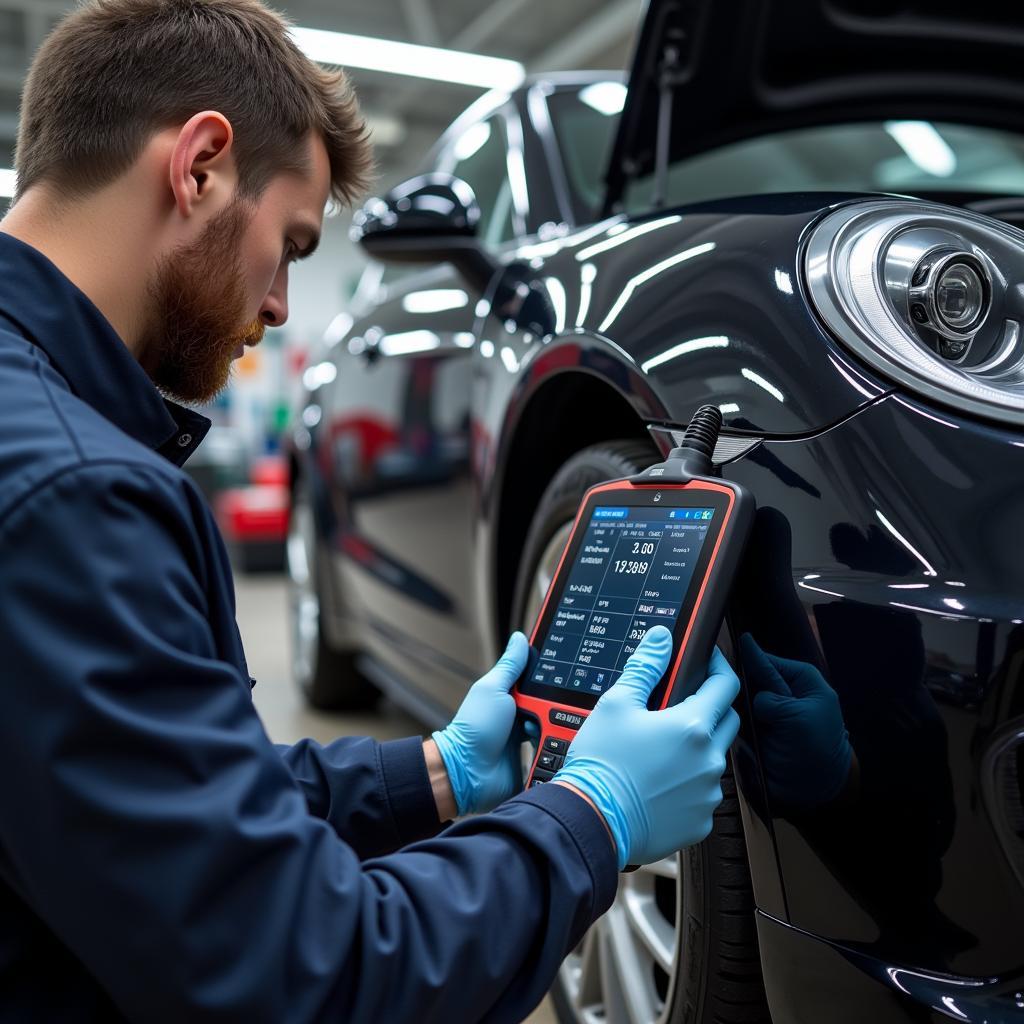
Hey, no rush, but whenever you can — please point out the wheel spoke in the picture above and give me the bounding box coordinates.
[640,856,678,880]
[574,927,602,1012]
[523,521,574,631]
[599,904,662,1024]
[287,500,320,684]
[622,879,675,974]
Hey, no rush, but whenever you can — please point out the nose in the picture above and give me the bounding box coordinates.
[260,268,289,327]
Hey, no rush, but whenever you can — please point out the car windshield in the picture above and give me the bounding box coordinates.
[547,88,1024,216]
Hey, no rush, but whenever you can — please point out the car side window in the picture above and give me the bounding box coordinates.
[439,115,516,250]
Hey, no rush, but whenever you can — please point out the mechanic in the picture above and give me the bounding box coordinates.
[0,1,741,1021]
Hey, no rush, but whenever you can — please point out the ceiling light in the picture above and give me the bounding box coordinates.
[401,289,468,314]
[379,330,440,356]
[290,27,525,90]
[641,336,728,373]
[741,367,785,402]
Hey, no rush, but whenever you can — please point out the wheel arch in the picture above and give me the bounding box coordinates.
[491,366,659,641]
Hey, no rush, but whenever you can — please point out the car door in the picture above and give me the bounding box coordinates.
[321,107,523,709]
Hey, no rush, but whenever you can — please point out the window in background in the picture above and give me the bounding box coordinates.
[546,84,624,222]
[621,121,1024,214]
[438,114,517,249]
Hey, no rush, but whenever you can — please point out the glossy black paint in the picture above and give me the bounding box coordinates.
[480,192,890,443]
[756,911,1024,1024]
[351,173,499,294]
[289,71,1024,1023]
[724,394,1024,985]
[352,173,481,243]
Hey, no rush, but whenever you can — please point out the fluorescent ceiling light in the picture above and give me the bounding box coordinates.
[598,242,716,333]
[302,361,337,390]
[884,121,957,178]
[0,168,15,199]
[323,312,353,347]
[579,81,627,116]
[875,508,938,578]
[545,277,567,334]
[500,346,519,372]
[741,367,785,403]
[401,289,468,314]
[642,335,729,373]
[798,581,846,599]
[290,26,525,90]
[380,330,441,356]
[576,215,681,262]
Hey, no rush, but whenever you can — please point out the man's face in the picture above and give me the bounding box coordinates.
[140,134,331,404]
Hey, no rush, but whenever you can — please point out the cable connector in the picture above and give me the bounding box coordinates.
[630,405,722,484]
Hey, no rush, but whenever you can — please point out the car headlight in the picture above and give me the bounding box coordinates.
[805,199,1024,425]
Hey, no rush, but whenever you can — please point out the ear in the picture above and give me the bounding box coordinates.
[168,111,235,217]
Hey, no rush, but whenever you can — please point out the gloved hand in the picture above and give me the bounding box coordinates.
[431,633,532,815]
[739,633,853,808]
[554,626,741,869]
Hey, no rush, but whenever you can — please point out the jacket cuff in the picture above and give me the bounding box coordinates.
[512,783,619,918]
[378,737,444,847]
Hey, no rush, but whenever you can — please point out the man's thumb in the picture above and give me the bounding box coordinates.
[608,625,672,706]
[490,632,529,689]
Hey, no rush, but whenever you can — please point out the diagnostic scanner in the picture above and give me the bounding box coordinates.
[513,406,755,788]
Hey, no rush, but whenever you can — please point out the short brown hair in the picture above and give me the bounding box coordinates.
[15,0,373,205]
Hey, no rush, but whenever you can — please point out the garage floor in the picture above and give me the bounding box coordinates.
[238,574,556,1024]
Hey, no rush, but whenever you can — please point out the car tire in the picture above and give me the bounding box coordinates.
[287,482,379,711]
[512,442,770,1024]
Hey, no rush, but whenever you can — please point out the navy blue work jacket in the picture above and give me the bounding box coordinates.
[0,232,617,1022]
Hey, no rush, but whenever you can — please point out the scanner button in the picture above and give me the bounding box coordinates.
[537,752,558,771]
[532,768,555,783]
[543,737,568,756]
[548,708,585,730]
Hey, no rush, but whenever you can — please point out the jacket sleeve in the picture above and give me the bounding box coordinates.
[0,462,618,1024]
[277,735,446,858]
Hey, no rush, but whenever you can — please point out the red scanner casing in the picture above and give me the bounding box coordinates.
[513,474,753,788]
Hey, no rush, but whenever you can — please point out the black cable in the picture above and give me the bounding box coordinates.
[630,405,722,483]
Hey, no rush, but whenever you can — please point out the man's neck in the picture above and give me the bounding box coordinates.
[1,186,151,353]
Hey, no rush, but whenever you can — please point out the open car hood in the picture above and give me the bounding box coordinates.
[605,0,1024,209]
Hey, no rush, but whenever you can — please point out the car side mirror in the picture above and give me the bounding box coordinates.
[350,173,499,293]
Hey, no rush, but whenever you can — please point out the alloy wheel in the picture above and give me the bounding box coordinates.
[286,494,320,687]
[559,856,680,1024]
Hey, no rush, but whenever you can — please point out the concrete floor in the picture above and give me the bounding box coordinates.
[238,573,557,1024]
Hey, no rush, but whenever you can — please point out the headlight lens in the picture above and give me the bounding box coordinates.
[935,262,985,331]
[805,199,1024,425]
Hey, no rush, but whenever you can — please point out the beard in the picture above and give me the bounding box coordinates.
[138,198,266,405]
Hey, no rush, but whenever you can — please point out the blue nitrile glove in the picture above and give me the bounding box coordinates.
[554,626,741,870]
[431,633,535,815]
[739,633,853,808]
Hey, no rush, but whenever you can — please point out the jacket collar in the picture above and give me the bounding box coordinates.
[0,231,209,467]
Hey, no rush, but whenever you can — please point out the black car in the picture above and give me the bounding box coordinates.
[286,2,1024,1021]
